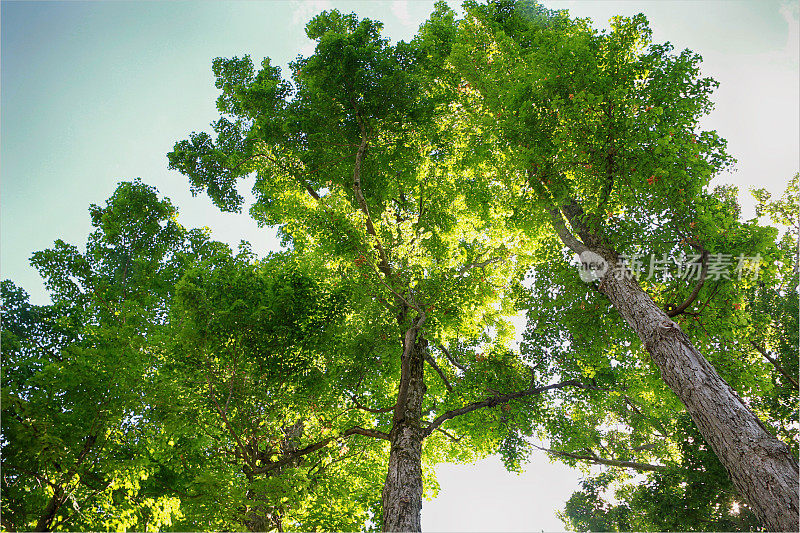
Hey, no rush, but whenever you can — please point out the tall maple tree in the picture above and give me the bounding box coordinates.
[436,1,798,529]
[168,9,606,530]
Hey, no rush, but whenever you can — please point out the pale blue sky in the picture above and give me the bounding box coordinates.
[2,1,797,530]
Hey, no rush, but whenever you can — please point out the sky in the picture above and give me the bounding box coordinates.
[1,0,798,530]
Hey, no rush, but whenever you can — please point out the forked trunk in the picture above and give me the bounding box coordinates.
[600,260,799,531]
[382,336,427,532]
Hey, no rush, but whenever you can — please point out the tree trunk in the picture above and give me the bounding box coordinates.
[600,259,799,531]
[382,335,427,532]
[243,483,281,533]
[35,433,98,532]
[35,487,65,532]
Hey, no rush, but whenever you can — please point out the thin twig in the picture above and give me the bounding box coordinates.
[438,344,466,372]
[751,341,799,390]
[424,352,453,392]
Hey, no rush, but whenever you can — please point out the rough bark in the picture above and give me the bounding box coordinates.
[599,258,799,531]
[382,335,427,532]
[243,484,279,533]
[548,202,799,530]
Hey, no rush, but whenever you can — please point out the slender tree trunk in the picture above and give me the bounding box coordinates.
[382,336,427,532]
[243,505,270,533]
[600,259,799,531]
[35,487,66,532]
[35,433,97,532]
[243,481,278,533]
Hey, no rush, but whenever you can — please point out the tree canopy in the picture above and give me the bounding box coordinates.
[2,2,797,532]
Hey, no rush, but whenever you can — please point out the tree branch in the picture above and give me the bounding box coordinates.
[623,395,669,438]
[35,433,98,532]
[424,352,453,392]
[751,341,799,390]
[532,444,667,472]
[549,208,589,254]
[666,249,709,317]
[432,427,462,443]
[561,198,603,248]
[301,180,321,201]
[235,152,321,201]
[250,425,390,476]
[251,438,333,475]
[206,374,251,467]
[422,380,598,438]
[438,343,466,372]
[350,395,395,414]
[364,256,414,311]
[343,426,391,440]
[350,104,391,278]
[6,464,59,490]
[393,317,427,427]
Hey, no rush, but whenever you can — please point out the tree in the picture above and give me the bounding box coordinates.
[1,180,189,531]
[155,244,389,531]
[513,181,798,528]
[440,1,798,528]
[520,181,798,530]
[560,415,763,532]
[7,2,795,531]
[168,8,604,530]
[2,182,391,532]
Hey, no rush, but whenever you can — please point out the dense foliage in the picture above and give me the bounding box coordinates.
[2,2,797,532]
